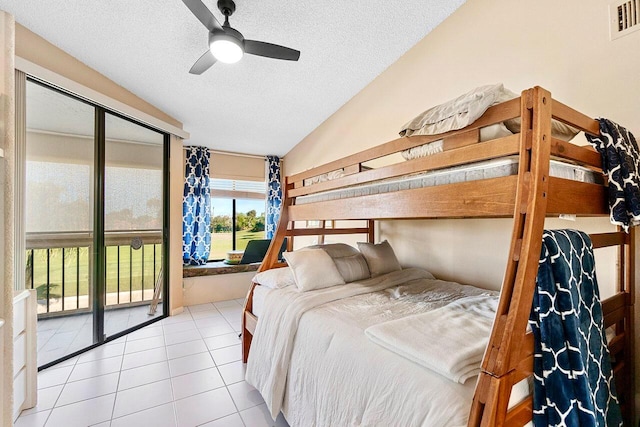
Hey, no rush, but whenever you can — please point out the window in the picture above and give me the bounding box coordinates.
[210,179,266,260]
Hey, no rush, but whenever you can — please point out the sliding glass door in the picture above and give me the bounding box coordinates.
[103,112,165,337]
[25,79,168,368]
[25,80,96,367]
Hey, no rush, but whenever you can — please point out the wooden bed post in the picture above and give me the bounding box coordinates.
[469,87,552,426]
[367,220,375,243]
[241,178,293,363]
[259,178,293,273]
[317,220,326,245]
[622,226,636,424]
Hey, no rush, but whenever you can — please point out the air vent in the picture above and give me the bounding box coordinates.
[610,0,640,40]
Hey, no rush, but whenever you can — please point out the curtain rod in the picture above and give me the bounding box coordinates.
[182,147,267,160]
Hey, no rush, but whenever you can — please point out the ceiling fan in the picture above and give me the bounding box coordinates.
[182,0,301,74]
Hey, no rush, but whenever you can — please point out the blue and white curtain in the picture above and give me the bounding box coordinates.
[265,155,282,239]
[183,146,211,265]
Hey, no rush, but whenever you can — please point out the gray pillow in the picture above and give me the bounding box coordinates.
[308,243,358,257]
[357,240,402,277]
[332,254,371,283]
[307,243,371,282]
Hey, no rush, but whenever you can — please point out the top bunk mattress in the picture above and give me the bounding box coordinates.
[295,156,602,206]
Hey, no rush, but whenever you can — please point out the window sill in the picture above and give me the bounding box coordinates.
[183,261,260,278]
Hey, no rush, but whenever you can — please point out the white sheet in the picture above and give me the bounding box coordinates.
[247,268,526,426]
[246,268,433,419]
[365,295,498,384]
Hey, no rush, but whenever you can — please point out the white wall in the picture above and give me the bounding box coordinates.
[0,11,15,426]
[283,0,640,418]
[169,135,185,315]
[183,272,253,306]
[285,0,639,174]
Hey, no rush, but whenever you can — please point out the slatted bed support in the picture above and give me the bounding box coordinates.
[240,86,636,425]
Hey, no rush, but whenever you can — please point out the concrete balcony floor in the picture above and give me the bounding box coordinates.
[37,302,164,367]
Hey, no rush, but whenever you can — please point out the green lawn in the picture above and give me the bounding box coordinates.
[29,244,162,302]
[209,229,266,260]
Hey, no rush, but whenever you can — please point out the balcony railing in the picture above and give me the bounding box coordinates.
[26,230,163,318]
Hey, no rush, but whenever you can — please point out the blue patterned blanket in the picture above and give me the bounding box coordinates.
[585,118,640,232]
[529,230,622,427]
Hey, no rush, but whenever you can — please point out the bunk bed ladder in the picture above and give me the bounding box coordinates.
[469,87,552,427]
[469,88,636,426]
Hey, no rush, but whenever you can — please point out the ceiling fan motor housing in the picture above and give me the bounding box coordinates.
[217,0,236,16]
[209,26,244,44]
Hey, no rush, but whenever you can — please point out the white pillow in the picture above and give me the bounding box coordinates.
[504,116,580,141]
[283,249,346,292]
[399,83,507,137]
[303,168,345,186]
[357,240,402,277]
[400,123,513,161]
[493,88,580,141]
[252,267,296,289]
[399,84,578,142]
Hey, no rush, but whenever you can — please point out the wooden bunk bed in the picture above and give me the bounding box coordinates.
[241,86,636,426]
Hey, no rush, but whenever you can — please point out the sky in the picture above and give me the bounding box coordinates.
[211,198,266,218]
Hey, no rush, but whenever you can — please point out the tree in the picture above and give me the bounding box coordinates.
[251,216,265,232]
[211,215,232,233]
[236,212,248,231]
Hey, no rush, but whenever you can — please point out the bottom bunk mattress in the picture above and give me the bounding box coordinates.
[251,284,270,318]
[295,156,602,205]
[246,268,530,427]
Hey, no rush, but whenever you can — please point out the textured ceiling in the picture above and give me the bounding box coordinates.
[1,0,464,156]
[26,81,164,145]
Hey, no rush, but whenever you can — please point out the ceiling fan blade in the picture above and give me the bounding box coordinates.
[182,0,223,32]
[244,40,300,61]
[189,50,217,74]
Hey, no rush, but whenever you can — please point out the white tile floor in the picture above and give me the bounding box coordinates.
[17,299,289,427]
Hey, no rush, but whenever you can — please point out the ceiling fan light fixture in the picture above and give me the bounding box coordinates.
[184,0,300,74]
[209,33,244,64]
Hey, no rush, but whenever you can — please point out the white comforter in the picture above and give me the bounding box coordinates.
[246,268,433,418]
[246,268,511,426]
